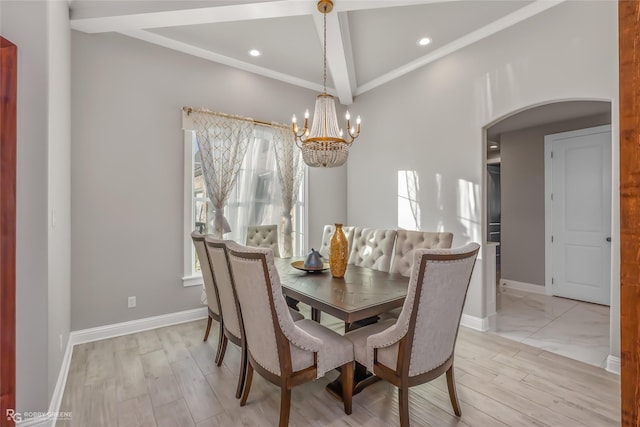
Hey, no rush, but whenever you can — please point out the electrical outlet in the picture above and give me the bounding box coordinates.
[128,296,136,308]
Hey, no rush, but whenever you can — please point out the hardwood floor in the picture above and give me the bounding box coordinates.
[59,312,620,426]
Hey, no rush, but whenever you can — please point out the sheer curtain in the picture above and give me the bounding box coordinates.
[272,127,304,258]
[224,127,283,245]
[190,110,255,238]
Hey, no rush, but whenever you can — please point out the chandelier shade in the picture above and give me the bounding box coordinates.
[292,0,361,168]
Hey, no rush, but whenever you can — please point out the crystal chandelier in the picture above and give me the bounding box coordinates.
[292,0,361,168]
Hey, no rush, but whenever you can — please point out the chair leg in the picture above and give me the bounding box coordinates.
[278,387,292,427]
[240,363,254,407]
[398,385,409,427]
[446,365,462,416]
[341,362,353,415]
[215,328,227,367]
[235,345,248,399]
[203,315,213,341]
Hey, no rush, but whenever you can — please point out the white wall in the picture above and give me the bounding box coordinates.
[71,31,347,330]
[0,0,71,414]
[348,0,618,333]
[47,0,71,398]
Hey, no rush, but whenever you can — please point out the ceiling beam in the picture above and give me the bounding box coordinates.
[356,0,566,96]
[119,29,325,94]
[70,0,444,34]
[71,1,316,33]
[312,11,354,104]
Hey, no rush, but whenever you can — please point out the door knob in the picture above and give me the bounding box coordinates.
[606,237,612,242]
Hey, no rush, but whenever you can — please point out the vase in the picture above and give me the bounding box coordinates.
[329,224,348,278]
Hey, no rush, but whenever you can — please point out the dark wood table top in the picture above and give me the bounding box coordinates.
[275,258,409,324]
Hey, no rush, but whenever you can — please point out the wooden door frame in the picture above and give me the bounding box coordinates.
[0,36,17,426]
[619,1,640,425]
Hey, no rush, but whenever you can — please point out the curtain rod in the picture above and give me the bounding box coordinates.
[183,107,291,130]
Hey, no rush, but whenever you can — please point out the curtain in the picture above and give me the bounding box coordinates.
[272,127,305,258]
[190,111,255,238]
[224,128,283,245]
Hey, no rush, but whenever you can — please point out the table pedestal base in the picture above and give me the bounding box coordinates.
[325,363,380,400]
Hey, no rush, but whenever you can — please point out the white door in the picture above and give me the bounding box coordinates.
[545,125,611,305]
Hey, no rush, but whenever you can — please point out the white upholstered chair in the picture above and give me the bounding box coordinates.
[318,224,355,258]
[227,244,354,427]
[246,224,280,257]
[191,232,224,359]
[205,238,303,399]
[348,228,397,272]
[390,231,453,276]
[345,243,480,427]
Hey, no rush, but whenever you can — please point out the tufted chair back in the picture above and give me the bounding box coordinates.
[390,230,454,276]
[245,224,280,257]
[348,228,397,272]
[318,224,355,258]
[191,231,220,317]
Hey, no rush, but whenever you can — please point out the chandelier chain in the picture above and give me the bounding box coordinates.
[323,10,327,94]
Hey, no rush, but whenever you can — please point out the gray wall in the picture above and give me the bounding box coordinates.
[500,113,611,287]
[71,31,346,330]
[1,0,71,413]
[348,0,618,323]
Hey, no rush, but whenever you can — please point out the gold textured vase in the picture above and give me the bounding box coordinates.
[329,224,348,278]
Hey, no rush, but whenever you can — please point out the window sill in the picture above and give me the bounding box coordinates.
[183,274,203,287]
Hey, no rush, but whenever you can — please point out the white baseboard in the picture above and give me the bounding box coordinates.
[460,314,491,332]
[500,279,545,295]
[605,355,620,375]
[70,307,208,345]
[14,337,73,427]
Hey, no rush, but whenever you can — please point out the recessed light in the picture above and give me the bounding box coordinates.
[248,49,261,57]
[417,37,431,47]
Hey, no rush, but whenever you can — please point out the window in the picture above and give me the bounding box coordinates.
[182,127,307,285]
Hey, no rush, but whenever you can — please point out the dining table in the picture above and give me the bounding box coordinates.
[274,257,410,398]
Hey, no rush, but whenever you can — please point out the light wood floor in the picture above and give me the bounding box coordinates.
[59,311,620,426]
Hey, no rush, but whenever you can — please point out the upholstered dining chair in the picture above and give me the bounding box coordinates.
[345,243,480,427]
[318,224,355,258]
[204,238,304,399]
[246,224,280,257]
[390,230,454,276]
[348,228,397,272]
[191,232,224,360]
[227,244,355,427]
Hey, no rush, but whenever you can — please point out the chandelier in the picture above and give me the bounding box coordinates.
[292,0,361,168]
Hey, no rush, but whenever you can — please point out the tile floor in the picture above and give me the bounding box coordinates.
[490,286,611,368]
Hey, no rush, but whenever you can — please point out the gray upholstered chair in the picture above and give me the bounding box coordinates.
[246,224,280,257]
[318,224,355,258]
[227,244,354,427]
[205,237,303,399]
[390,230,454,276]
[345,243,480,427]
[191,232,224,360]
[348,227,397,272]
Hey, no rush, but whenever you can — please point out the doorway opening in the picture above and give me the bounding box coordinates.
[484,100,612,368]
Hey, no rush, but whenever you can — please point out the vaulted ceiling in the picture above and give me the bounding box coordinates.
[69,0,563,105]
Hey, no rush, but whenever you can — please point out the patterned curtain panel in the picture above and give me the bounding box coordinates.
[272,127,305,258]
[191,111,255,238]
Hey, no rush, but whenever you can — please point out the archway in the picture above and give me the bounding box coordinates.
[481,99,618,370]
